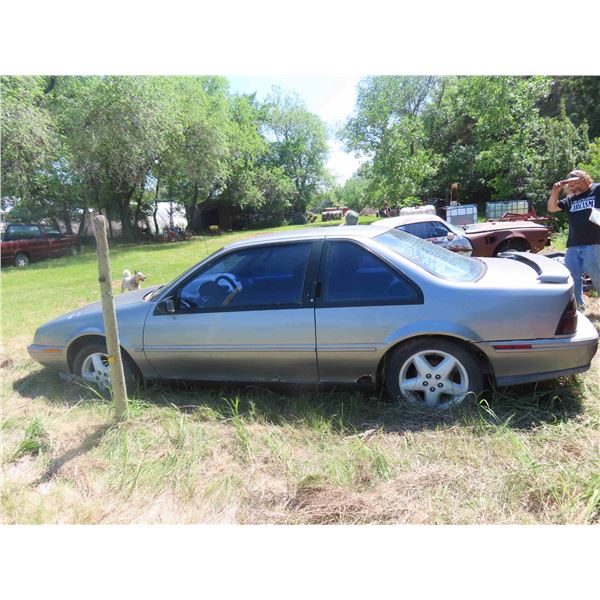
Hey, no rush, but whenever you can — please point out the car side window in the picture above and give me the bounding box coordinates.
[4,225,42,240]
[400,221,450,239]
[175,242,312,312]
[321,241,420,305]
[429,222,450,238]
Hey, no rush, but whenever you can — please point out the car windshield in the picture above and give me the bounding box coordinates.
[375,229,485,282]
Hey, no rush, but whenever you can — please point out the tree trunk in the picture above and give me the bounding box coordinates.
[132,181,146,238]
[78,204,88,237]
[119,187,135,241]
[153,179,160,234]
[186,183,200,233]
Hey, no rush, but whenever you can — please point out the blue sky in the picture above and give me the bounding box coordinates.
[228,76,365,183]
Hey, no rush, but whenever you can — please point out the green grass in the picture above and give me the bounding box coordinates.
[1,223,599,524]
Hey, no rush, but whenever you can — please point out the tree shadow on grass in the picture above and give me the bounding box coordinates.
[34,423,114,486]
[12,368,588,435]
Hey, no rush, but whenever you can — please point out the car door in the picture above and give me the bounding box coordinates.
[314,240,422,384]
[14,225,46,261]
[142,240,320,383]
[43,227,66,257]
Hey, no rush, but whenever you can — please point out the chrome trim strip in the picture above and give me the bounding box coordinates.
[143,344,316,353]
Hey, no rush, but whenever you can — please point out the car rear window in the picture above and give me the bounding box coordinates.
[375,229,485,282]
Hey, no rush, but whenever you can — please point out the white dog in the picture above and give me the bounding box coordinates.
[121,269,147,292]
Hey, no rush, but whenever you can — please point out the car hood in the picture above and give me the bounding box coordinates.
[464,220,546,234]
[46,285,163,323]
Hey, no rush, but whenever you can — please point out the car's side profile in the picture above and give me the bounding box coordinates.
[1,223,81,267]
[28,227,598,410]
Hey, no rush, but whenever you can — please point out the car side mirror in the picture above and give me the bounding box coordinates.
[447,232,455,241]
[156,297,176,315]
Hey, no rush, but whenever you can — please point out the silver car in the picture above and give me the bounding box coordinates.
[28,227,598,410]
[371,214,473,255]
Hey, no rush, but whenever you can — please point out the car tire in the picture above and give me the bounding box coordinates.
[493,238,529,256]
[72,341,140,395]
[385,338,483,409]
[70,245,81,256]
[14,252,29,268]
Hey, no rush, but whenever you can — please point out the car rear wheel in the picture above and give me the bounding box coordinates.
[385,339,483,409]
[14,252,29,268]
[72,341,139,394]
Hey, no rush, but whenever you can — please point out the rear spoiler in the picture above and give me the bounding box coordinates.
[497,251,570,284]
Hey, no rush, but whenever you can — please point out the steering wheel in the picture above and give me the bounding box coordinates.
[215,273,243,306]
[215,274,239,291]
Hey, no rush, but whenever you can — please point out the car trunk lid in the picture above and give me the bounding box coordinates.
[494,251,570,283]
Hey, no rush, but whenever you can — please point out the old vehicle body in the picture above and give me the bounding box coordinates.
[372,215,550,257]
[462,220,551,256]
[1,223,81,267]
[28,227,598,409]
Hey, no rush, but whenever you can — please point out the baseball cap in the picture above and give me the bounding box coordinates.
[564,169,586,182]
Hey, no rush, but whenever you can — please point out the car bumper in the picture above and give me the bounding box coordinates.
[476,313,599,386]
[27,344,69,371]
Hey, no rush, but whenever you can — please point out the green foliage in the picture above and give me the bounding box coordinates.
[1,76,331,236]
[162,77,231,229]
[263,88,329,213]
[9,417,50,462]
[1,76,59,203]
[580,137,600,182]
[342,76,442,203]
[330,174,370,211]
[340,75,596,208]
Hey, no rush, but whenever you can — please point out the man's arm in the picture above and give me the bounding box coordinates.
[547,181,566,213]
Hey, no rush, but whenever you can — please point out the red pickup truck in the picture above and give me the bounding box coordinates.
[1,223,81,267]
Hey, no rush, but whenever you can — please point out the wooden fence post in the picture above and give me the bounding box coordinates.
[93,215,128,420]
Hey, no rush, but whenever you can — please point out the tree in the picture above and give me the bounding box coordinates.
[162,77,231,231]
[51,76,178,239]
[540,76,600,139]
[1,76,59,204]
[341,76,442,204]
[263,88,329,214]
[580,137,600,182]
[332,173,370,212]
[218,93,294,228]
[528,100,590,205]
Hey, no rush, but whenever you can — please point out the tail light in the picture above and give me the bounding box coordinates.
[555,297,578,335]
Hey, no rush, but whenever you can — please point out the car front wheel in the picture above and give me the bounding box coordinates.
[14,252,29,267]
[72,341,139,394]
[385,338,483,409]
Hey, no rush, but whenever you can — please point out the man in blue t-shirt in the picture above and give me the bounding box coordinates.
[548,169,600,310]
